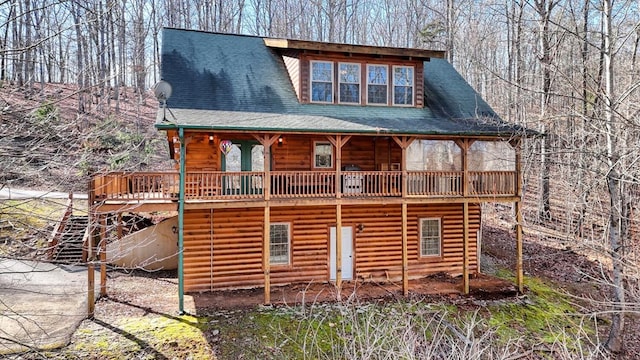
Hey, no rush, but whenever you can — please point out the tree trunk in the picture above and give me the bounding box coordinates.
[534,0,556,221]
[71,1,85,113]
[602,0,625,353]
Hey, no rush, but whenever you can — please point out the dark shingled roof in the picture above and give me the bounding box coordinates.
[157,28,530,137]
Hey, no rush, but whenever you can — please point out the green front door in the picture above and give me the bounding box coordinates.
[222,141,264,195]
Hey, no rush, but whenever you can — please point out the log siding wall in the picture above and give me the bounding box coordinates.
[182,203,480,292]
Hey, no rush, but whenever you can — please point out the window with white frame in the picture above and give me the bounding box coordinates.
[338,62,361,103]
[314,142,333,168]
[393,65,414,105]
[367,64,388,104]
[270,223,290,265]
[311,61,333,103]
[419,218,441,257]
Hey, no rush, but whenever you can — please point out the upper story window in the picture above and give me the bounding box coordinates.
[393,66,414,106]
[306,59,418,107]
[367,64,388,105]
[338,62,361,104]
[311,60,333,103]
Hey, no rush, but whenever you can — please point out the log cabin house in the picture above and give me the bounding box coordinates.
[89,28,532,312]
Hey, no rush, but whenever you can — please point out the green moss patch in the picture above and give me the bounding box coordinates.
[67,314,215,359]
[486,275,595,348]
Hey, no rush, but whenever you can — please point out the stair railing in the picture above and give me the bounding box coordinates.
[47,193,73,259]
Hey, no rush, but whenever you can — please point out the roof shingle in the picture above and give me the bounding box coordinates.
[157,28,529,137]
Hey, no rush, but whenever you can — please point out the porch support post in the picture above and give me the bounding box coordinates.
[336,203,343,289]
[391,136,415,198]
[463,202,470,294]
[456,139,471,295]
[512,139,524,292]
[116,213,123,240]
[99,215,107,297]
[391,136,415,296]
[391,137,415,296]
[455,139,474,197]
[177,127,186,314]
[255,134,280,304]
[401,202,408,296]
[515,201,523,293]
[254,134,280,201]
[327,135,350,291]
[263,205,271,304]
[87,209,95,317]
[327,135,351,199]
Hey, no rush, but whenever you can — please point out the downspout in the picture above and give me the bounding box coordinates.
[178,127,185,314]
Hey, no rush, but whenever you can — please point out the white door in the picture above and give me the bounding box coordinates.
[330,226,353,281]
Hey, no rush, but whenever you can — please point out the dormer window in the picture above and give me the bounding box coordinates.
[338,62,361,104]
[304,58,420,107]
[311,60,333,103]
[367,65,388,105]
[393,65,414,106]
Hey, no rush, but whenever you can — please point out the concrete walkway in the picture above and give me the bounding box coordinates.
[0,187,87,200]
[0,259,98,355]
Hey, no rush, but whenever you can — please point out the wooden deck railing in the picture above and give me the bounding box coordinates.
[91,170,517,203]
[469,171,516,196]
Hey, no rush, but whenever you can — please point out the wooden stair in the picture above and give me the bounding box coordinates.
[51,215,89,264]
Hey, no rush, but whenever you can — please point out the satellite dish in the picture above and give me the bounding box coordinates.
[153,80,174,123]
[153,80,172,103]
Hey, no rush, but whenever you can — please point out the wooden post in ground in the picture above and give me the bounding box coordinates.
[512,139,524,293]
[326,135,350,293]
[463,202,470,294]
[100,215,107,297]
[87,210,95,317]
[116,213,123,240]
[253,134,280,305]
[263,205,271,304]
[336,203,342,290]
[515,201,524,292]
[402,202,408,296]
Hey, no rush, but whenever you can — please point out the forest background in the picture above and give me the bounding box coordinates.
[1,0,640,355]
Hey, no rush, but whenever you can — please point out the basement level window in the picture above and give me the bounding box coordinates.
[270,223,290,265]
[419,218,441,257]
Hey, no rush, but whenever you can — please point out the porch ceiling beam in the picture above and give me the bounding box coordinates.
[391,136,415,149]
[253,134,280,147]
[326,135,352,148]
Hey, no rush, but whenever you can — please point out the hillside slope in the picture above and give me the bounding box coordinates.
[0,83,171,192]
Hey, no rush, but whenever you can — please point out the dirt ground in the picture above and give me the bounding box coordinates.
[96,268,516,315]
[190,273,517,311]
